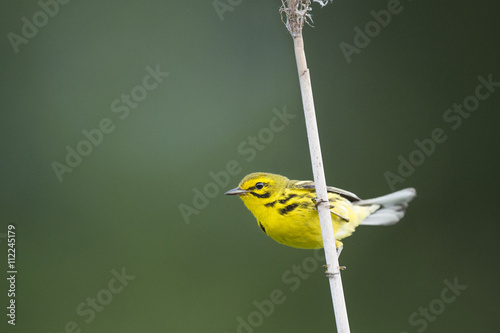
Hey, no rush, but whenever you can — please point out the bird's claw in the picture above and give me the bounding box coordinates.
[312,198,350,222]
[323,265,346,277]
[312,197,327,209]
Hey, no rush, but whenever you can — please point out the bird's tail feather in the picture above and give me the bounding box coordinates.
[356,188,416,226]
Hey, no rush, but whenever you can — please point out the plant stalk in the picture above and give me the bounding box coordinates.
[293,34,351,333]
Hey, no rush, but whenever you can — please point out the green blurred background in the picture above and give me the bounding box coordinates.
[1,0,499,332]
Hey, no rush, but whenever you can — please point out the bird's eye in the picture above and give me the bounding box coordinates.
[255,182,264,190]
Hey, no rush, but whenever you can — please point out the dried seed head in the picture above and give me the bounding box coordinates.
[280,0,333,36]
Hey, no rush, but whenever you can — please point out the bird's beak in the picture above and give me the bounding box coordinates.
[224,187,248,196]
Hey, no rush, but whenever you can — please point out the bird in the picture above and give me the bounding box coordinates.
[225,172,416,253]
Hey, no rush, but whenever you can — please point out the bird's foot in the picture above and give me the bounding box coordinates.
[323,264,346,277]
[311,197,327,210]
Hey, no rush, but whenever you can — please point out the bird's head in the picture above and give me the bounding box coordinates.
[225,172,289,208]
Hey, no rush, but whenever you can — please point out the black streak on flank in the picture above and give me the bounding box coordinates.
[280,203,299,215]
[300,202,311,209]
[279,194,297,204]
[250,192,271,199]
[265,201,277,207]
[258,221,267,234]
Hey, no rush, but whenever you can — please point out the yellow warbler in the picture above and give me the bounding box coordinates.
[225,172,416,250]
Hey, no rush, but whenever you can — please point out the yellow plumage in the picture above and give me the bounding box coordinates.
[225,172,416,250]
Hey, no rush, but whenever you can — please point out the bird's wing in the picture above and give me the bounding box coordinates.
[292,180,362,202]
